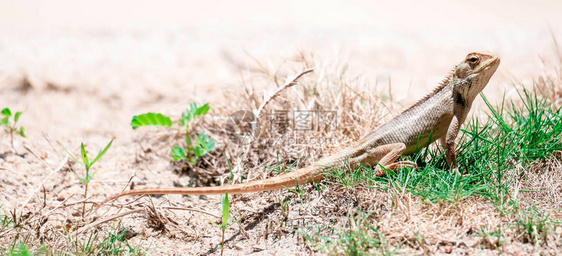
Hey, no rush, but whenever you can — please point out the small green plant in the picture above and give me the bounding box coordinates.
[1,108,26,150]
[98,229,139,255]
[325,161,367,189]
[61,139,113,218]
[278,195,291,221]
[0,205,14,232]
[68,228,144,255]
[207,192,243,256]
[130,102,215,165]
[298,208,391,255]
[179,102,211,128]
[285,178,306,203]
[479,226,504,250]
[515,206,550,245]
[6,242,31,256]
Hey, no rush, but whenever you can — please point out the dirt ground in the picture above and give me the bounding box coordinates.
[1,1,562,255]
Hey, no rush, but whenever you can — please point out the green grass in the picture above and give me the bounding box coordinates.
[3,232,46,256]
[67,228,145,255]
[4,242,46,256]
[2,226,145,255]
[299,208,397,256]
[514,205,558,245]
[97,230,142,255]
[0,206,14,231]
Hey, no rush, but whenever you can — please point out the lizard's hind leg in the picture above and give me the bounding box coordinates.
[362,143,416,176]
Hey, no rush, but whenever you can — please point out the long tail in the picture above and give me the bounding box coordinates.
[97,165,324,207]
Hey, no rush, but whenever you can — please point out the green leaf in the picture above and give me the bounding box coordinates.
[155,113,172,127]
[147,112,157,125]
[14,111,22,123]
[194,136,204,157]
[90,138,113,167]
[179,111,191,127]
[0,117,8,126]
[189,102,197,115]
[131,113,172,129]
[196,133,206,143]
[179,115,186,127]
[185,136,192,146]
[131,115,145,129]
[195,103,210,117]
[203,214,220,227]
[80,143,89,168]
[59,142,84,166]
[194,133,214,158]
[185,108,194,122]
[18,127,26,138]
[206,138,215,151]
[1,108,11,117]
[171,146,187,161]
[179,102,210,126]
[221,192,230,228]
[194,146,202,158]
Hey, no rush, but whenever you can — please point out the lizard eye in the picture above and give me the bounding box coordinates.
[467,56,479,64]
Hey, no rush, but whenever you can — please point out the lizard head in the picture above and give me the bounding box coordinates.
[452,51,500,104]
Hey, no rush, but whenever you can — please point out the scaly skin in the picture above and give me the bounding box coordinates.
[98,51,500,205]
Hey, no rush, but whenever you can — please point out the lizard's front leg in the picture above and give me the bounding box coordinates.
[443,112,467,172]
[359,143,416,176]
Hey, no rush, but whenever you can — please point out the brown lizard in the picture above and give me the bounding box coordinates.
[98,51,500,205]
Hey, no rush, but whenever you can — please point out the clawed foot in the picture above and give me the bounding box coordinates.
[398,160,417,168]
[451,167,468,177]
[374,160,418,176]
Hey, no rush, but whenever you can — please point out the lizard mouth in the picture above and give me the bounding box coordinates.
[472,55,500,75]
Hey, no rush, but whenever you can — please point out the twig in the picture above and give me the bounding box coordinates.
[42,194,75,216]
[77,209,144,234]
[254,69,314,119]
[161,206,220,219]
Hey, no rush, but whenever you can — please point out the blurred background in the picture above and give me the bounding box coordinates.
[0,0,561,138]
